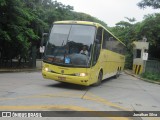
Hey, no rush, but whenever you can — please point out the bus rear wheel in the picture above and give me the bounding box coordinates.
[115,70,120,78]
[94,71,102,86]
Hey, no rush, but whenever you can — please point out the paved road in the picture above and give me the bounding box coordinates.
[0,71,160,120]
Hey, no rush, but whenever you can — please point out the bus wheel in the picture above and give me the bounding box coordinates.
[94,71,102,86]
[115,70,120,78]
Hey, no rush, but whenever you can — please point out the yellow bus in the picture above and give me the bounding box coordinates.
[42,21,126,86]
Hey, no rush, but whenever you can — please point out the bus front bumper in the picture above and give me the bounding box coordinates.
[42,70,90,86]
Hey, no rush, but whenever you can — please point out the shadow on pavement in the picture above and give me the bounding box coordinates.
[46,82,89,90]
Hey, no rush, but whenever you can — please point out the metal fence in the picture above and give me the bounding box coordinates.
[146,60,160,73]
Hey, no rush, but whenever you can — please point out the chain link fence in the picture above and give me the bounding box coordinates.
[146,60,160,73]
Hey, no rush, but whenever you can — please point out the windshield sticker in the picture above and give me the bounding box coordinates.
[65,57,70,64]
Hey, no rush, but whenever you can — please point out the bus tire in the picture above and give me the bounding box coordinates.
[94,71,102,86]
[115,70,120,78]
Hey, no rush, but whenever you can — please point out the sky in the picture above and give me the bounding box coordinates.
[56,0,160,27]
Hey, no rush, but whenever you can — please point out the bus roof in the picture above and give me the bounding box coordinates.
[54,20,126,46]
[54,20,100,27]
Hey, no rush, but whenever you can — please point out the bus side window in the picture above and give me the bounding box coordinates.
[103,31,126,55]
[106,36,113,50]
[116,43,125,55]
[102,29,108,49]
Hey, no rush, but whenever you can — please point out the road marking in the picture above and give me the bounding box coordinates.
[0,105,90,111]
[0,92,82,101]
[83,92,131,111]
[0,92,132,120]
[0,91,130,111]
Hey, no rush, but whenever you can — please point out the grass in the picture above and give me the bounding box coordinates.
[141,71,160,82]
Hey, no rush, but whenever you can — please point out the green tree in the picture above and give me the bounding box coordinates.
[135,13,160,59]
[138,0,160,9]
[0,0,108,67]
[0,0,41,66]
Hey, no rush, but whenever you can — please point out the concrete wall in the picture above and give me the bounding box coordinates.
[132,41,149,50]
[36,59,43,69]
[132,41,149,74]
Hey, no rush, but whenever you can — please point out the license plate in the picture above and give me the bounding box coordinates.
[58,76,66,80]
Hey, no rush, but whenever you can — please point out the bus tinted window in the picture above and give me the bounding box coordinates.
[96,27,103,44]
[102,29,107,49]
[102,29,125,55]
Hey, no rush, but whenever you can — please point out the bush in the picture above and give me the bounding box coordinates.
[141,71,160,81]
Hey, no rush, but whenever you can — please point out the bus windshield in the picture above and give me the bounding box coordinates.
[44,24,96,67]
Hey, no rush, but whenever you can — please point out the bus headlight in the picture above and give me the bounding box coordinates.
[44,67,49,72]
[75,73,88,77]
[44,67,51,72]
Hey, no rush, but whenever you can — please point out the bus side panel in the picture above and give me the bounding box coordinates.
[100,50,125,80]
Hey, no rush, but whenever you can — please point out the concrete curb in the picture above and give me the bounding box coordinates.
[0,68,41,73]
[124,70,160,85]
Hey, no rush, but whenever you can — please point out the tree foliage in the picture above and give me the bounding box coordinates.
[0,0,107,67]
[137,14,160,59]
[0,0,39,62]
[138,0,160,9]
[110,12,160,68]
[136,0,160,59]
